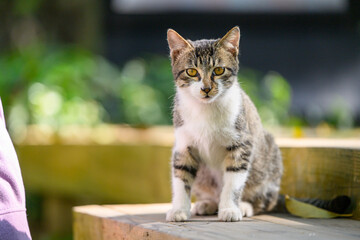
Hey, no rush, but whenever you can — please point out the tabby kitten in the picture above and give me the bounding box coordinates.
[166,26,283,222]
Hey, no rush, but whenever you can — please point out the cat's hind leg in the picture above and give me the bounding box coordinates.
[239,201,254,217]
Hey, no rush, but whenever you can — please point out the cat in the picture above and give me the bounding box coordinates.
[166,26,283,222]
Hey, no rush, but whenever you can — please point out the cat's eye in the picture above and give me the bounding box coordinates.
[213,67,225,76]
[186,68,198,77]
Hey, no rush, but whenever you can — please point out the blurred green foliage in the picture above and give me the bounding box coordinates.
[0,44,356,138]
[239,68,294,127]
[0,45,176,139]
[0,44,294,132]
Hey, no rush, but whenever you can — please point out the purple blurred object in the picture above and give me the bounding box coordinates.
[0,99,31,240]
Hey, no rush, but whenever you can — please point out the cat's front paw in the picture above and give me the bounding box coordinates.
[218,207,242,222]
[166,208,190,222]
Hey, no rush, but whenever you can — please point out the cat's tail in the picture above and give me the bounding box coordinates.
[273,194,351,214]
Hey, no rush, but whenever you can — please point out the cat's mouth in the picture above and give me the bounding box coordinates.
[201,92,212,99]
[200,94,215,103]
[202,93,212,99]
[195,88,218,103]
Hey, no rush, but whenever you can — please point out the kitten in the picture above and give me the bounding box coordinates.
[166,26,283,222]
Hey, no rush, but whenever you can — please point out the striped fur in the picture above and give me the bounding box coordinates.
[166,27,283,222]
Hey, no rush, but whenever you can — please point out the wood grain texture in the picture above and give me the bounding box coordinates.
[17,144,172,203]
[16,138,360,218]
[73,204,360,240]
[280,145,360,219]
[73,204,184,240]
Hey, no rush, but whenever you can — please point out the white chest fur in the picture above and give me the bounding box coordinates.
[174,84,242,168]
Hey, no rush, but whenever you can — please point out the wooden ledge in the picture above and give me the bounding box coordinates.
[18,138,360,219]
[73,203,360,240]
[276,138,360,149]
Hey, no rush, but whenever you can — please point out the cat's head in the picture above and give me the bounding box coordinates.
[167,27,240,103]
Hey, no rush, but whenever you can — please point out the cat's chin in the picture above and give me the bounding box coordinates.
[199,96,217,104]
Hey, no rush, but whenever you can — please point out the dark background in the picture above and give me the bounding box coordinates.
[105,0,360,124]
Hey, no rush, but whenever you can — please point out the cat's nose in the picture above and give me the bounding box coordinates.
[201,87,211,93]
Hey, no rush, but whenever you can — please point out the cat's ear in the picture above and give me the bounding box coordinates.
[167,29,193,63]
[217,26,240,57]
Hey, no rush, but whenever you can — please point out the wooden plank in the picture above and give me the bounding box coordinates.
[17,144,172,203]
[276,138,360,149]
[17,138,360,219]
[73,204,360,240]
[280,146,360,219]
[73,204,184,240]
[16,125,360,146]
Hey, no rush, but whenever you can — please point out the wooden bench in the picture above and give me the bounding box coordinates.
[15,129,360,236]
[71,138,360,239]
[73,203,360,240]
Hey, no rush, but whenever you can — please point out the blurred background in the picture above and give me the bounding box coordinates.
[0,0,359,239]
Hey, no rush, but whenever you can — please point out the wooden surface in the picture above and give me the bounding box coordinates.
[280,142,360,219]
[73,203,360,240]
[14,126,359,237]
[17,144,172,203]
[17,138,360,219]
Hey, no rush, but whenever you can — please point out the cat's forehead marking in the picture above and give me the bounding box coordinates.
[191,39,217,56]
[188,39,219,68]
